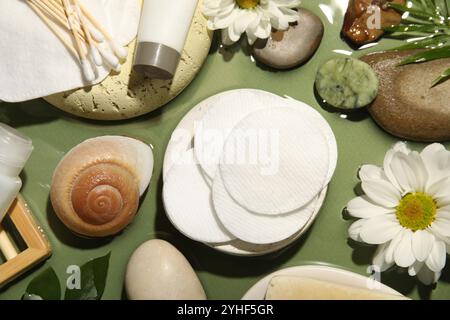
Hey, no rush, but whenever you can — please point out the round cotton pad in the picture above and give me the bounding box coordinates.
[163,93,220,181]
[210,186,328,255]
[194,89,283,180]
[283,97,338,184]
[213,172,319,244]
[163,149,234,243]
[220,107,330,215]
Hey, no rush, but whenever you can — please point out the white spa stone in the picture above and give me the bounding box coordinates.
[219,107,330,215]
[163,149,234,243]
[212,170,321,245]
[125,239,206,300]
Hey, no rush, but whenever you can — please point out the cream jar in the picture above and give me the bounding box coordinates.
[0,123,33,222]
[133,0,198,79]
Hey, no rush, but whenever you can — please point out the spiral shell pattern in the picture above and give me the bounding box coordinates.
[71,163,139,226]
[50,136,152,238]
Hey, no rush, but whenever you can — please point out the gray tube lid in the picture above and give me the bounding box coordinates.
[133,42,180,80]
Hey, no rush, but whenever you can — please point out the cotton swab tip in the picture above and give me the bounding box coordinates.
[88,24,105,43]
[112,63,122,73]
[98,46,120,69]
[81,59,95,82]
[110,41,128,60]
[90,46,103,66]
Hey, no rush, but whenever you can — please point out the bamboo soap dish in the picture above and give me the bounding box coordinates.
[0,196,51,288]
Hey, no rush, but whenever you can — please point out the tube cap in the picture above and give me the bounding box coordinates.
[133,42,180,80]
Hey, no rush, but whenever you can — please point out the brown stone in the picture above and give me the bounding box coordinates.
[361,50,450,142]
[252,9,324,70]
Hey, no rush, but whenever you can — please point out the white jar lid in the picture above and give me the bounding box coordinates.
[0,123,33,170]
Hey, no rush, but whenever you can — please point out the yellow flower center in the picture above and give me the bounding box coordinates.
[396,192,437,231]
[236,0,260,9]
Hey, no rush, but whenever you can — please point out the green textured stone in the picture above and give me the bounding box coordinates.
[315,57,379,109]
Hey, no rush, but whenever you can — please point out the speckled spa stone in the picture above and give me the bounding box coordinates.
[252,9,324,70]
[361,51,450,142]
[315,57,379,109]
[45,4,212,121]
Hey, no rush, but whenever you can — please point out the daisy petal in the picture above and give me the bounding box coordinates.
[389,151,427,194]
[394,229,416,268]
[421,143,450,187]
[383,142,410,190]
[408,261,424,276]
[412,230,435,262]
[425,240,446,272]
[346,196,394,219]
[428,177,450,207]
[372,243,393,272]
[417,264,440,285]
[348,219,366,242]
[359,164,384,181]
[385,231,403,264]
[437,208,450,220]
[431,218,450,238]
[362,179,401,208]
[360,215,402,244]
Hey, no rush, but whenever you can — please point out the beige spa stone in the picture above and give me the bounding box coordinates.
[45,3,212,121]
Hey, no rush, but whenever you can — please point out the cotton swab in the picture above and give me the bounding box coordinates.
[97,45,121,72]
[73,1,103,67]
[30,0,86,42]
[62,0,95,82]
[27,1,78,58]
[0,226,18,261]
[27,0,125,79]
[75,0,128,59]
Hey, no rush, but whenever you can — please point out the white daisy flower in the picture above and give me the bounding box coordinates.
[202,0,301,45]
[347,142,450,285]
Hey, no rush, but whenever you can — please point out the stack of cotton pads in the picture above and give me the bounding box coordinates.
[163,89,337,255]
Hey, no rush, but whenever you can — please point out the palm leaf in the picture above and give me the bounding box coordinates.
[385,0,450,85]
[398,45,450,64]
[432,66,450,86]
[389,3,441,20]
[390,35,449,50]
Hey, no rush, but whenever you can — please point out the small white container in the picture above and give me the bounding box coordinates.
[0,123,33,222]
[133,0,198,79]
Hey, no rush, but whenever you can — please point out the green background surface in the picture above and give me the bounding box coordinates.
[0,0,449,300]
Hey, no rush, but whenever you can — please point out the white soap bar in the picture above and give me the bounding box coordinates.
[220,107,330,215]
[194,89,281,180]
[212,172,324,244]
[163,149,234,243]
[266,276,408,300]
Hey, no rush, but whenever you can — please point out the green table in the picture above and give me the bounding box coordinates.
[0,0,449,300]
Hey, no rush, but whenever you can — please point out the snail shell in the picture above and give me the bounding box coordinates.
[50,136,154,237]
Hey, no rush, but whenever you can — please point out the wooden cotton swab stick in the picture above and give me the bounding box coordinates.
[0,226,18,261]
[72,1,102,66]
[27,1,78,58]
[62,0,95,82]
[75,0,128,59]
[29,0,86,42]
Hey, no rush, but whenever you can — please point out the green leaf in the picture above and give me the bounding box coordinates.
[385,24,447,33]
[23,268,61,300]
[398,45,450,64]
[433,0,449,18]
[432,66,450,85]
[64,252,111,300]
[390,35,449,50]
[389,3,441,20]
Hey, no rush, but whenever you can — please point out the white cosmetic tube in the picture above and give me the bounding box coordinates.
[134,0,198,79]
